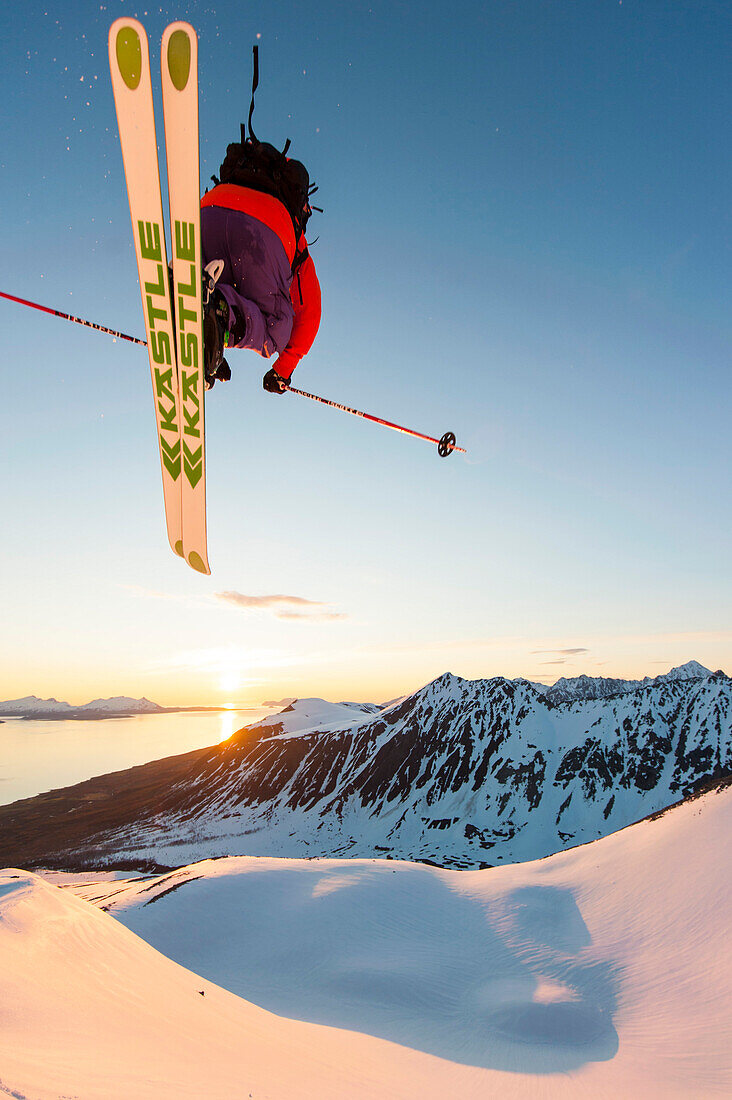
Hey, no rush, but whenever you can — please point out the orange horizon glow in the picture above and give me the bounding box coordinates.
[2,630,729,711]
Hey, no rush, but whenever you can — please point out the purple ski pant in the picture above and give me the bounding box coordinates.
[201,204,295,358]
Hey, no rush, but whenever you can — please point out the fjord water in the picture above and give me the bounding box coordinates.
[0,708,270,806]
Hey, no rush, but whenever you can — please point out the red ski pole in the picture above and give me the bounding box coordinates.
[2,290,465,456]
[0,290,146,347]
[287,384,466,457]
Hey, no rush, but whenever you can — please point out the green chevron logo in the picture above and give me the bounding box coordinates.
[183,441,203,488]
[160,435,181,479]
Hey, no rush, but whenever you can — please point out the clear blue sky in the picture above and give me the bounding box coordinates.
[1,0,730,706]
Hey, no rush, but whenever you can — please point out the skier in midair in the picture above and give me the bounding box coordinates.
[201,166,321,393]
[201,53,321,393]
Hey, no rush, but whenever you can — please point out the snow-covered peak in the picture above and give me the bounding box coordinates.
[78,697,163,713]
[651,661,712,683]
[542,674,642,704]
[539,662,715,704]
[277,697,372,722]
[0,695,73,714]
[248,697,377,741]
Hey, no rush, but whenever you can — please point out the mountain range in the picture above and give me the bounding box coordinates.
[0,695,165,718]
[536,659,715,703]
[0,662,713,718]
[0,661,728,871]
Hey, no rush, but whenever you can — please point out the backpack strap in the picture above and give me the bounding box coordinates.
[291,244,309,277]
[247,45,259,143]
[248,48,294,158]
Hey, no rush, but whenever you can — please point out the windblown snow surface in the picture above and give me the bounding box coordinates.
[2,783,730,1099]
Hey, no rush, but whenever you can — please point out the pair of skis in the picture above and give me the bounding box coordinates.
[108,19,209,574]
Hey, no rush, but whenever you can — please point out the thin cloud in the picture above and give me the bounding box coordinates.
[531,647,589,656]
[216,592,322,609]
[276,611,347,622]
[215,591,346,621]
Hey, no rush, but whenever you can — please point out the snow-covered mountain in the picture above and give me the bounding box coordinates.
[653,659,713,682]
[3,781,730,1098]
[259,697,382,737]
[541,673,650,703]
[539,660,714,703]
[0,665,713,717]
[1,663,728,871]
[0,694,164,717]
[0,695,75,715]
[78,696,164,714]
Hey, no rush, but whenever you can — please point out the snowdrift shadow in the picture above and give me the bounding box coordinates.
[119,865,620,1073]
[479,885,619,1066]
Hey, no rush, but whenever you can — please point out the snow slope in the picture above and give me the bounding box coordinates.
[0,868,462,1100]
[2,781,724,1098]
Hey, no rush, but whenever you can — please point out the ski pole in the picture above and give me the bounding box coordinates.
[0,290,147,347]
[2,290,465,456]
[287,384,466,457]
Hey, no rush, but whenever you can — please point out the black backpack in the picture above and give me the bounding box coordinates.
[210,47,320,274]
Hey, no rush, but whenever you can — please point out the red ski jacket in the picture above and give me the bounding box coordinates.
[201,183,321,379]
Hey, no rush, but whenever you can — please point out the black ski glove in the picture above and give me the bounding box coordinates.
[262,367,290,394]
[205,358,231,391]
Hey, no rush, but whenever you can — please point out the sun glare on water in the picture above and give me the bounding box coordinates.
[217,709,241,742]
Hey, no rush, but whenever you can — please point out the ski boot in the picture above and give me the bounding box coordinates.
[202,260,231,390]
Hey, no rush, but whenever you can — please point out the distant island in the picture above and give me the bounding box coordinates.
[0,695,236,721]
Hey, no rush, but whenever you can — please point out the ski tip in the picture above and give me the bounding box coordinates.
[187,550,210,576]
[161,20,197,34]
[173,540,185,559]
[109,19,148,89]
[164,27,194,91]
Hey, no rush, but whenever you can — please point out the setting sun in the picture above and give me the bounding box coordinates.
[219,669,241,695]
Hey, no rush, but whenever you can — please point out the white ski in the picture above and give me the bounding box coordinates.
[161,22,210,575]
[108,18,184,562]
